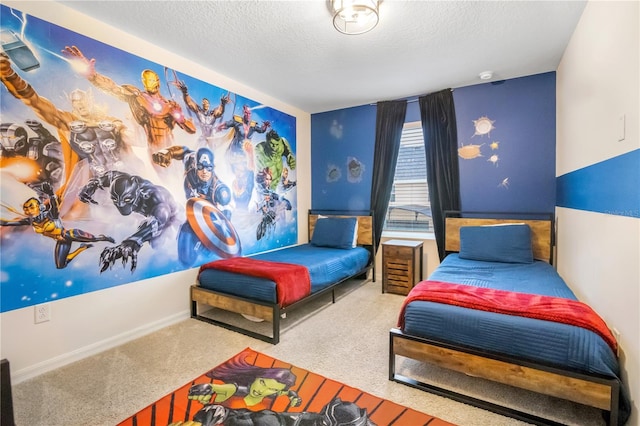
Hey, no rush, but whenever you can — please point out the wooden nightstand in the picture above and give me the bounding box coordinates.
[382,239,423,295]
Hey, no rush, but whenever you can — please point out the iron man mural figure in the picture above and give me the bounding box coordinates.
[62,45,196,160]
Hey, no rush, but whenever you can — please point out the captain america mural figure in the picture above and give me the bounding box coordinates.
[153,146,241,266]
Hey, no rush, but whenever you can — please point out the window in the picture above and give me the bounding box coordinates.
[383,121,432,233]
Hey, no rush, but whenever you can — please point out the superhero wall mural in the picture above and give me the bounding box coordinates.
[0,6,298,313]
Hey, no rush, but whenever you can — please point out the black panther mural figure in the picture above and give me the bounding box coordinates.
[174,397,375,426]
[78,170,179,272]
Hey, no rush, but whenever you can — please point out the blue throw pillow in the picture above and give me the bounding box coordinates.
[310,217,358,249]
[459,224,534,263]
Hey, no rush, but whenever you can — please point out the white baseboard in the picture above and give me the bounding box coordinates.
[12,310,190,385]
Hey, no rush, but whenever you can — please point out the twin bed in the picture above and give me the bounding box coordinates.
[190,209,629,424]
[191,211,375,344]
[390,212,629,425]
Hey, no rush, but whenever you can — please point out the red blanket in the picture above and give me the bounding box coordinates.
[199,258,311,308]
[398,280,618,353]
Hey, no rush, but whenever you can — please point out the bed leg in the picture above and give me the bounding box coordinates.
[272,306,280,345]
[607,382,619,426]
[190,298,197,318]
[331,289,336,303]
[388,332,396,380]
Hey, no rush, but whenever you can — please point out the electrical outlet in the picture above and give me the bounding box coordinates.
[34,303,51,324]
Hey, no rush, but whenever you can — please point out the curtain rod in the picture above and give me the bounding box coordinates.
[370,88,454,106]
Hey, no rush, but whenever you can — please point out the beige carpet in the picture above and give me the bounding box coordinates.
[11,279,605,425]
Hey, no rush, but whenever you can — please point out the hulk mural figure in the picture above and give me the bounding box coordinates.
[254,129,296,191]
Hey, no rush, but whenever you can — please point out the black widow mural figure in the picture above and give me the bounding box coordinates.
[254,167,291,241]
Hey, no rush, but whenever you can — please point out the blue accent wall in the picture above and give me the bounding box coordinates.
[557,149,640,218]
[454,73,556,213]
[311,72,557,214]
[311,104,377,211]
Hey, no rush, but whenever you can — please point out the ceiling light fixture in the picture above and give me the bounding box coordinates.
[479,71,493,80]
[331,0,380,35]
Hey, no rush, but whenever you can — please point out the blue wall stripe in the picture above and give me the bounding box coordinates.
[556,149,640,218]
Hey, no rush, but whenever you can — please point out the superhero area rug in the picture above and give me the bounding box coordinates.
[118,347,453,426]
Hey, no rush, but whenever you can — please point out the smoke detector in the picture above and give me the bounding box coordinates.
[479,71,493,80]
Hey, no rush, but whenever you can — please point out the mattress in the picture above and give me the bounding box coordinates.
[198,244,370,304]
[401,254,620,379]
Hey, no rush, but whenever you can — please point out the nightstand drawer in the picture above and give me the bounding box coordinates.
[383,245,416,258]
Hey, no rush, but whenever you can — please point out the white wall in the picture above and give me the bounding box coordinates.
[0,0,311,384]
[556,1,639,424]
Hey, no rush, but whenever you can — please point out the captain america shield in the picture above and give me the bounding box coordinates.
[185,198,241,258]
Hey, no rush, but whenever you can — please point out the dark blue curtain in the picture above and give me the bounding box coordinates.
[419,89,461,261]
[370,100,407,251]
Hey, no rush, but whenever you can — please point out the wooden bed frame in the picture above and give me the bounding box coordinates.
[191,210,376,344]
[389,212,621,426]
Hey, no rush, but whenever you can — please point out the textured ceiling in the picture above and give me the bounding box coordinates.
[57,1,587,113]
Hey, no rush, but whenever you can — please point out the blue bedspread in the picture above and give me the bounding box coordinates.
[403,254,620,379]
[198,244,370,304]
